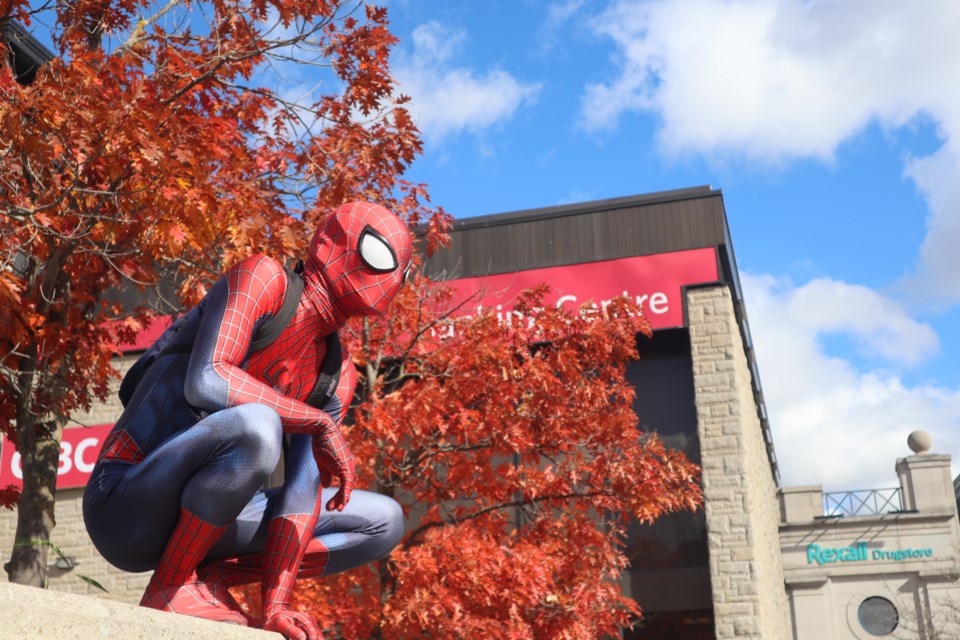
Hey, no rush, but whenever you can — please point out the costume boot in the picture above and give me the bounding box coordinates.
[140,506,247,625]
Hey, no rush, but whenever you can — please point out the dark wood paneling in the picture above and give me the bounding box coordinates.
[425,188,729,279]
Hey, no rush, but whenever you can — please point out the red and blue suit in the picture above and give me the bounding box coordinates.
[83,202,412,640]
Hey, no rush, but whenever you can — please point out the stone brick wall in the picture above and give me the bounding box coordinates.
[0,356,147,604]
[687,285,789,639]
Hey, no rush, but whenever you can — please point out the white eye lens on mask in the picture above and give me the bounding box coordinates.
[358,226,399,272]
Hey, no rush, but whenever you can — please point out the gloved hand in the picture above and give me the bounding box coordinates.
[262,608,323,640]
[311,428,355,512]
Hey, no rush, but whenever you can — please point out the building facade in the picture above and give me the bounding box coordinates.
[780,438,960,640]
[422,187,789,639]
[6,185,957,638]
[1,19,54,85]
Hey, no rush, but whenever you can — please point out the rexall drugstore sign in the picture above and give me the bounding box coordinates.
[807,542,935,566]
[0,424,113,490]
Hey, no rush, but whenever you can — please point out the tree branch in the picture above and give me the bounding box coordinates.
[403,489,613,549]
[118,0,184,54]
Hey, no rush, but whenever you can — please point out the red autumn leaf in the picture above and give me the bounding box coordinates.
[0,485,20,511]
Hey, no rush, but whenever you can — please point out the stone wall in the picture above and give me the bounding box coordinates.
[687,284,790,639]
[0,580,278,639]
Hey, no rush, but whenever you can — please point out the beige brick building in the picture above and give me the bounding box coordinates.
[689,286,789,639]
[779,442,960,639]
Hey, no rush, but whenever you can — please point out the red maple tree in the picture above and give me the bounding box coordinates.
[0,0,446,585]
[234,279,703,639]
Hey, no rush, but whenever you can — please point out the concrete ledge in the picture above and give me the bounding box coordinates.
[0,581,281,639]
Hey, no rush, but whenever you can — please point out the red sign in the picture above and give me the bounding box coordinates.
[120,315,173,352]
[0,424,113,490]
[447,247,719,330]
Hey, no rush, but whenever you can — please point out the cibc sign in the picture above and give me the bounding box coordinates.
[0,424,113,490]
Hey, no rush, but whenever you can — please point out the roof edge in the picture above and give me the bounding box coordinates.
[2,20,56,65]
[444,185,721,231]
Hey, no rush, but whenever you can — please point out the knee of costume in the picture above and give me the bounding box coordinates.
[179,404,283,521]
[223,403,284,481]
[378,494,405,557]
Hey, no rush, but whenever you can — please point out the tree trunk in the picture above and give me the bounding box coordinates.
[4,244,70,586]
[4,403,62,587]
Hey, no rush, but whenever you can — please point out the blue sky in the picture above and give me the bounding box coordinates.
[19,1,960,491]
[381,0,960,491]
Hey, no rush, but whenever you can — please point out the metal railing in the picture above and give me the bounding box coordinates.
[822,488,903,517]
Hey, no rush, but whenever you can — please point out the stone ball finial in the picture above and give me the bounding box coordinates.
[907,430,932,454]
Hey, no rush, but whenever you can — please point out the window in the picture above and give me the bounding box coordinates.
[858,596,898,636]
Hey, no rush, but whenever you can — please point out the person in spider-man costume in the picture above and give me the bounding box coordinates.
[83,202,412,640]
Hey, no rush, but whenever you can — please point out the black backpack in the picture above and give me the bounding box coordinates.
[118,267,341,410]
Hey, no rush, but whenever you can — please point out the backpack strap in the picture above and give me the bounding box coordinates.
[249,267,304,353]
[250,265,342,409]
[305,332,342,409]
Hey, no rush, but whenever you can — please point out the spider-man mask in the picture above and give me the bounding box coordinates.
[305,201,413,318]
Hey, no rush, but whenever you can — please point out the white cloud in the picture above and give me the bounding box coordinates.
[743,273,960,490]
[582,0,960,491]
[536,1,587,54]
[582,0,960,304]
[581,0,960,160]
[394,22,542,142]
[903,147,960,304]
